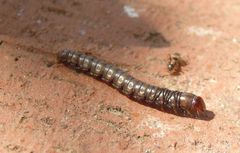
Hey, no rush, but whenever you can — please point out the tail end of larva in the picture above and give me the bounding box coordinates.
[57,49,70,63]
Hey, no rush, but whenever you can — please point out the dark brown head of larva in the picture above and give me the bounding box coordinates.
[179,92,206,117]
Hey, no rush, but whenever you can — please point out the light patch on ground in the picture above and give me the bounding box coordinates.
[208,78,217,83]
[232,37,240,44]
[187,26,222,38]
[79,30,86,36]
[138,115,183,138]
[123,5,139,18]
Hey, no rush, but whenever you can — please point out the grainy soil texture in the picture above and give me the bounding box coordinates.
[0,0,240,153]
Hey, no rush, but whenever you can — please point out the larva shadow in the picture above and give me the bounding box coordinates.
[199,110,215,121]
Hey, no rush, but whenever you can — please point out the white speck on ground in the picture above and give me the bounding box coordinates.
[232,37,240,44]
[17,8,24,17]
[188,26,222,38]
[138,115,183,138]
[208,78,217,83]
[79,30,86,36]
[144,149,154,153]
[237,85,240,91]
[235,120,240,128]
[123,5,139,18]
[36,19,42,24]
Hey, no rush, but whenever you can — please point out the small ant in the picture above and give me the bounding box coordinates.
[167,52,187,75]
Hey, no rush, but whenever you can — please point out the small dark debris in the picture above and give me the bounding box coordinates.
[14,57,19,61]
[14,55,22,62]
[5,144,24,152]
[41,6,69,16]
[136,133,150,142]
[174,142,178,149]
[107,106,122,112]
[192,140,203,146]
[19,116,27,124]
[19,111,30,124]
[40,117,55,127]
[46,60,55,67]
[71,1,82,7]
[52,75,62,80]
[106,105,124,115]
[0,40,3,45]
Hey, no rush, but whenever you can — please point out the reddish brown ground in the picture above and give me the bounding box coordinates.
[0,0,240,153]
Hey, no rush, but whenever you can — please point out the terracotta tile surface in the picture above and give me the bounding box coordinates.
[0,0,240,152]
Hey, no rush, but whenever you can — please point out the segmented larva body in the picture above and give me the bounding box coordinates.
[58,49,206,117]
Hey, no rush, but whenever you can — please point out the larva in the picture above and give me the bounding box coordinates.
[58,49,206,117]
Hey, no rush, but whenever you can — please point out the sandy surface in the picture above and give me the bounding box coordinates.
[0,0,240,152]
